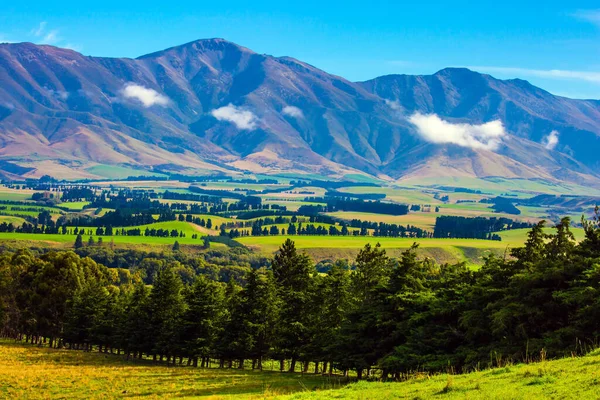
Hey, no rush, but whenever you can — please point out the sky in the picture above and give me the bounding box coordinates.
[1,1,599,99]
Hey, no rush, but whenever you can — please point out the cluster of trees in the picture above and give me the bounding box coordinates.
[70,245,262,284]
[162,190,222,204]
[433,216,533,240]
[92,228,189,238]
[61,187,96,201]
[299,199,409,216]
[2,213,600,379]
[480,197,521,215]
[324,191,387,201]
[347,220,431,238]
[0,210,64,234]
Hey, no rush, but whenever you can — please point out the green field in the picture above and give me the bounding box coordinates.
[2,340,600,399]
[60,201,91,210]
[325,211,439,229]
[0,215,27,225]
[0,188,36,201]
[237,235,523,251]
[0,221,206,246]
[336,186,440,204]
[285,350,600,399]
[0,205,64,219]
[85,165,167,180]
[0,341,341,399]
[398,176,600,197]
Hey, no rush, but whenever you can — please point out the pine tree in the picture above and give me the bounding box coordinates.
[148,266,185,362]
[215,279,243,368]
[123,281,151,359]
[181,276,224,367]
[74,234,83,249]
[271,239,315,372]
[241,269,280,369]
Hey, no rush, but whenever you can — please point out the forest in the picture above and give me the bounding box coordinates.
[1,210,599,380]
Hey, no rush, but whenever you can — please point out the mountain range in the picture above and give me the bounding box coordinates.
[0,38,599,185]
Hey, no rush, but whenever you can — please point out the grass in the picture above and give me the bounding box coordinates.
[0,221,207,246]
[59,201,91,210]
[4,341,600,399]
[335,186,440,204]
[325,211,438,230]
[236,235,523,252]
[283,350,600,399]
[0,187,36,202]
[262,200,326,212]
[0,215,27,225]
[398,176,600,197]
[0,205,65,219]
[85,165,167,180]
[0,341,341,399]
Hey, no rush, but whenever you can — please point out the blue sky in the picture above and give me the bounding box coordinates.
[1,1,599,99]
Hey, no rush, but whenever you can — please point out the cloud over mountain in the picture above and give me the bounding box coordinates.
[211,104,258,130]
[408,113,506,151]
[282,106,304,118]
[542,130,560,150]
[121,83,169,107]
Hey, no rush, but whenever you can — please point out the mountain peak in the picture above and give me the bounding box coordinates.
[137,38,254,59]
[434,67,482,77]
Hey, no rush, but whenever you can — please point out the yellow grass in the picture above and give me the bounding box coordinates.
[0,341,341,399]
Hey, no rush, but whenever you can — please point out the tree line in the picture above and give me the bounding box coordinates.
[299,199,409,216]
[433,215,533,240]
[1,211,600,379]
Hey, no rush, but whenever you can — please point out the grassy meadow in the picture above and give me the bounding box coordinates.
[2,340,600,399]
[237,235,525,251]
[0,341,342,399]
[284,350,600,399]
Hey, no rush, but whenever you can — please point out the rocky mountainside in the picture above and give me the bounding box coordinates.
[0,39,598,184]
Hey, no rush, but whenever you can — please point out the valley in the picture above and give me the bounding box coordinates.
[0,23,599,400]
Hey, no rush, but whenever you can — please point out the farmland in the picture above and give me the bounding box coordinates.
[0,176,594,259]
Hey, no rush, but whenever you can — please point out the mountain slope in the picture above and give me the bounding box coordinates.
[0,39,598,184]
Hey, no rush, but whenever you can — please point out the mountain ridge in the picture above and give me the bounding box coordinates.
[0,39,599,185]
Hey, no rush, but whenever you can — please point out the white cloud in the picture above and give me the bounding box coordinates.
[121,83,169,107]
[571,9,600,27]
[408,112,506,151]
[282,105,304,118]
[542,130,559,150]
[469,66,600,85]
[211,104,258,130]
[31,21,47,37]
[384,99,402,111]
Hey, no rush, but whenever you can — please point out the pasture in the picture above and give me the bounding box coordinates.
[284,349,600,399]
[0,341,340,399]
[2,339,599,400]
